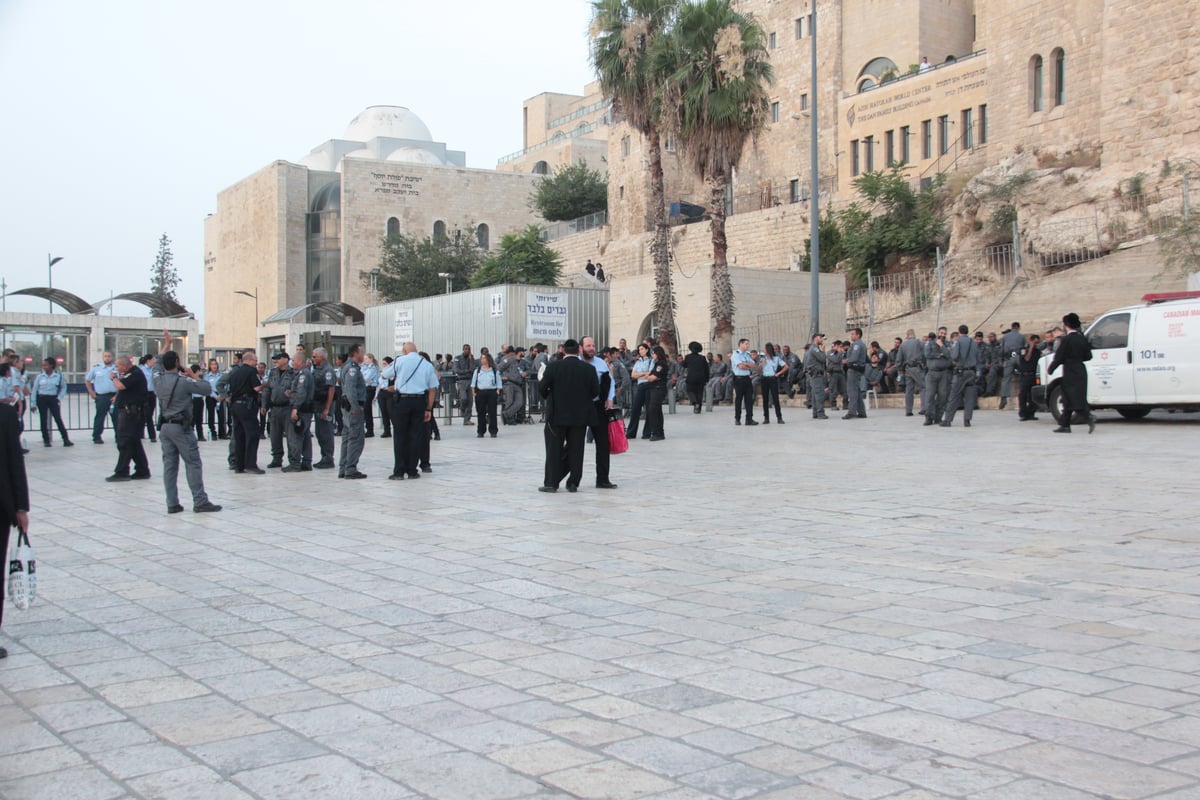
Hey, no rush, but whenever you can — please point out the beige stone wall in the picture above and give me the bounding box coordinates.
[339,158,545,310]
[498,83,610,175]
[203,161,307,348]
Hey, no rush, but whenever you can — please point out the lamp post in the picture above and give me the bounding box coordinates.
[369,269,380,305]
[808,4,820,338]
[234,288,259,327]
[47,254,63,313]
[437,272,453,295]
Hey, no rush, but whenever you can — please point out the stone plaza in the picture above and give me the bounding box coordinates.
[1,405,1199,799]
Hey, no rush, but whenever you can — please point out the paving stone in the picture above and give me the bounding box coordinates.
[541,759,678,797]
[984,742,1192,799]
[235,755,414,799]
[379,751,539,798]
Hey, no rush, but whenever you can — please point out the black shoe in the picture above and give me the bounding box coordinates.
[218,434,230,440]
[194,502,222,513]
[266,461,282,469]
[421,466,432,473]
[244,467,266,474]
[407,471,421,479]
[693,407,701,414]
[93,438,104,444]
[649,435,665,441]
[905,412,914,417]
[313,461,334,469]
[490,433,497,438]
[858,414,867,419]
[477,433,485,438]
[940,421,952,427]
[345,471,368,480]
[596,481,618,489]
[923,418,934,426]
[843,413,856,420]
[433,432,441,441]
[43,441,52,447]
[0,647,7,659]
[148,437,157,443]
[301,465,313,472]
[745,419,759,426]
[388,473,405,480]
[167,504,184,514]
[380,432,391,438]
[776,418,785,424]
[538,486,557,493]
[566,484,578,493]
[734,419,741,426]
[998,400,1007,409]
[763,419,769,424]
[364,432,374,438]
[964,421,971,428]
[1087,416,1096,434]
[1053,426,1071,433]
[281,465,303,473]
[463,419,471,426]
[196,435,206,442]
[130,473,151,480]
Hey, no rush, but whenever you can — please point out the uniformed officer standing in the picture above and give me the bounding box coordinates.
[310,347,338,469]
[897,329,925,417]
[452,345,478,426]
[499,347,525,424]
[151,335,221,513]
[227,350,265,474]
[843,328,868,420]
[338,345,368,480]
[923,328,952,426]
[283,353,315,472]
[388,342,439,480]
[803,334,829,419]
[826,341,847,411]
[730,339,757,426]
[30,358,73,447]
[264,352,294,468]
[941,324,980,427]
[84,351,119,444]
[998,322,1026,410]
[106,356,151,481]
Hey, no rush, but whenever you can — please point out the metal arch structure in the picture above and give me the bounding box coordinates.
[6,287,97,315]
[261,302,365,325]
[102,292,192,318]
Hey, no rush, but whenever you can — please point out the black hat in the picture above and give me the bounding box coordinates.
[272,352,290,361]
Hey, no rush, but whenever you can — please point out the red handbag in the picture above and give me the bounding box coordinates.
[608,418,628,454]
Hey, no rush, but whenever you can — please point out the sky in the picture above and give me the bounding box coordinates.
[0,0,597,328]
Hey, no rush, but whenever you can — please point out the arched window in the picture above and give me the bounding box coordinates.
[386,217,400,238]
[532,161,550,175]
[433,220,446,243]
[856,57,899,93]
[1051,48,1066,107]
[476,223,490,250]
[1030,54,1044,112]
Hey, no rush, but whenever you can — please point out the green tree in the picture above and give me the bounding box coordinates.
[372,229,484,302]
[591,0,680,354]
[530,161,608,222]
[661,0,773,355]
[800,212,844,273]
[149,233,180,314]
[836,165,948,287]
[470,226,564,288]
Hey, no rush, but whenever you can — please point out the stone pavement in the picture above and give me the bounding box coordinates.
[2,406,1199,799]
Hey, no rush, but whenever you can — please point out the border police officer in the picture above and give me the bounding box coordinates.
[283,353,315,472]
[311,347,337,469]
[843,328,868,419]
[152,334,221,513]
[942,324,980,427]
[923,328,952,426]
[338,345,367,479]
[264,352,293,468]
[803,334,829,419]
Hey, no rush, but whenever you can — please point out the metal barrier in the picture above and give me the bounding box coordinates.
[18,386,110,433]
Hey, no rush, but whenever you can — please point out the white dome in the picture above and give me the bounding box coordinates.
[342,147,374,160]
[344,106,432,143]
[386,146,446,166]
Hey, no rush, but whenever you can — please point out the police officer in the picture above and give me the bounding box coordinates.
[942,324,980,427]
[452,344,478,426]
[264,352,294,468]
[30,357,73,447]
[106,356,151,481]
[923,328,952,426]
[730,338,757,426]
[283,353,315,472]
[310,347,338,469]
[999,322,1026,410]
[151,335,221,513]
[781,345,802,398]
[982,332,1003,396]
[803,333,829,419]
[84,351,118,444]
[377,356,394,437]
[338,345,367,479]
[843,328,868,420]
[827,341,847,412]
[498,346,525,424]
[897,329,925,417]
[388,341,439,480]
[227,350,265,474]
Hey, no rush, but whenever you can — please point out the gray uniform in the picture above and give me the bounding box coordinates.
[942,335,980,426]
[312,361,338,464]
[265,366,294,466]
[843,339,868,418]
[217,367,236,467]
[152,366,213,509]
[453,353,479,423]
[923,338,952,424]
[287,367,315,468]
[783,351,803,397]
[338,359,367,476]
[827,348,846,410]
[707,360,731,402]
[898,336,925,415]
[609,358,632,413]
[999,329,1025,406]
[498,354,525,423]
[802,346,829,418]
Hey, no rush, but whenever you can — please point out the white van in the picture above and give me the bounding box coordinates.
[1034,292,1200,422]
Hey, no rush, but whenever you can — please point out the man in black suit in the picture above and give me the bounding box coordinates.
[1048,312,1095,434]
[538,339,599,493]
[0,403,31,658]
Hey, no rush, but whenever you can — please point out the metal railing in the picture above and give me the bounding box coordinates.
[539,210,608,242]
[497,121,609,165]
[733,310,812,350]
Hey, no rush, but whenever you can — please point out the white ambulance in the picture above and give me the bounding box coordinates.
[1034,292,1200,422]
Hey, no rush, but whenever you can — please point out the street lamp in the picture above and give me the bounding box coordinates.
[369,269,380,305]
[437,272,453,295]
[234,288,259,327]
[808,5,821,338]
[47,254,63,313]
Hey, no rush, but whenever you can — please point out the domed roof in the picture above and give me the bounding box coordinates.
[344,106,432,143]
[386,146,446,166]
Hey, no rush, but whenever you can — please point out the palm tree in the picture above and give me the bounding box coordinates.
[590,0,680,355]
[661,0,772,355]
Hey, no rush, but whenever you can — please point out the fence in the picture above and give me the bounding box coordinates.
[845,269,937,329]
[733,309,812,350]
[540,210,607,242]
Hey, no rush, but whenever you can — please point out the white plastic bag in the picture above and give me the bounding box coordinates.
[7,530,36,611]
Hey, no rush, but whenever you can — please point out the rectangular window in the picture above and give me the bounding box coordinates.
[769,32,777,49]
[795,16,809,38]
[789,178,801,203]
[921,120,932,159]
[621,135,631,158]
[864,136,875,173]
[799,93,809,111]
[885,130,895,166]
[937,115,950,155]
[900,125,911,163]
[850,139,860,176]
[961,108,974,149]
[771,102,780,123]
[978,105,988,145]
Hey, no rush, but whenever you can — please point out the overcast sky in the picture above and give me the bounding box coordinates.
[0,0,596,327]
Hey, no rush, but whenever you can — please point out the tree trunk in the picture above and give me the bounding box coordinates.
[709,178,734,356]
[647,129,678,356]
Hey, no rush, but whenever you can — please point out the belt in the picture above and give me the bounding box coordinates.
[398,393,425,397]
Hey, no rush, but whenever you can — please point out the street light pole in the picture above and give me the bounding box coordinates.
[47,254,63,313]
[234,288,259,327]
[808,5,820,338]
